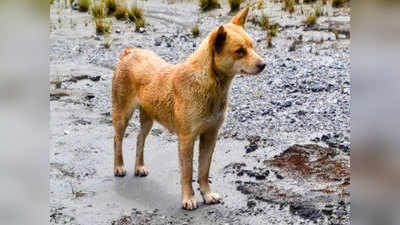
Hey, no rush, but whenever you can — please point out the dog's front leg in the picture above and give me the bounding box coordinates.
[178,134,197,210]
[198,127,222,204]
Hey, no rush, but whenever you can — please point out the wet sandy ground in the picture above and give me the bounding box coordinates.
[50,0,350,224]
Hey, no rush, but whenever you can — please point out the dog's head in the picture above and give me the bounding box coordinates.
[209,7,265,76]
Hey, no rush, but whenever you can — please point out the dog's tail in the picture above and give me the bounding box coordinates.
[119,46,135,60]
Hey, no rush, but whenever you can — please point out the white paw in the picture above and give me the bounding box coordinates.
[134,166,149,177]
[182,196,198,210]
[201,192,222,204]
[114,166,126,177]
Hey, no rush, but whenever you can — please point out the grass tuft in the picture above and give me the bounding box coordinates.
[228,0,243,12]
[314,4,323,17]
[77,0,91,12]
[332,0,347,8]
[91,1,105,19]
[95,18,111,34]
[128,3,144,22]
[114,0,128,20]
[199,0,221,12]
[191,24,200,37]
[305,14,316,26]
[105,0,117,15]
[135,18,146,32]
[259,14,269,30]
[282,0,295,14]
[257,1,265,9]
[303,0,317,3]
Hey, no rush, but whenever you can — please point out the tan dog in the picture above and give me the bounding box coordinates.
[112,7,265,210]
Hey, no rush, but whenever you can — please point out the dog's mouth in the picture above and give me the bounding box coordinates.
[240,69,262,75]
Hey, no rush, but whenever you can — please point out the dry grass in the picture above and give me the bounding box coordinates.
[128,3,144,22]
[135,18,145,32]
[77,0,91,12]
[305,14,316,26]
[332,0,348,8]
[314,4,323,17]
[191,24,200,37]
[322,0,328,5]
[114,1,128,20]
[257,1,265,9]
[282,0,295,14]
[228,0,243,12]
[199,0,221,12]
[266,32,273,48]
[91,1,105,19]
[268,23,279,37]
[105,0,117,15]
[303,0,317,3]
[259,14,269,30]
[95,18,111,34]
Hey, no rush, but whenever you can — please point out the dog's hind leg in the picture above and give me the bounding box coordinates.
[134,108,153,177]
[198,126,222,204]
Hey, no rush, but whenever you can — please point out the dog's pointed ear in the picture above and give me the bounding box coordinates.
[231,6,249,27]
[210,25,227,53]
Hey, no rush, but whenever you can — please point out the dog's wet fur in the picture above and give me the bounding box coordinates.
[112,7,265,210]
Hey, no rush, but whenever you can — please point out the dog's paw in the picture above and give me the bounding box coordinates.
[114,166,126,177]
[182,196,198,210]
[134,166,149,177]
[201,192,222,204]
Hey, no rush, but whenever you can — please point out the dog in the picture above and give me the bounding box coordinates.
[112,6,265,210]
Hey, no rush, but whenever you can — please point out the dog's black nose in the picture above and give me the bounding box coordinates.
[257,62,266,72]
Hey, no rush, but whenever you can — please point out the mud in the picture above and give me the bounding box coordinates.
[50,0,350,224]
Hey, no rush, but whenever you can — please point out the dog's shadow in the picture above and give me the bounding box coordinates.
[113,174,180,210]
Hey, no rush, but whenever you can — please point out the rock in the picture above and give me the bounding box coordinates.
[276,173,284,179]
[89,75,101,81]
[255,174,266,180]
[94,36,101,41]
[116,29,121,34]
[283,101,292,108]
[289,202,321,221]
[247,199,257,208]
[322,209,333,215]
[138,27,145,33]
[311,84,325,92]
[154,38,162,46]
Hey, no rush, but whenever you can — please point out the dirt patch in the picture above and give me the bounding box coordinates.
[226,144,350,223]
[264,144,349,182]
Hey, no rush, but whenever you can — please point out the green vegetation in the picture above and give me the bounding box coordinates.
[95,18,111,34]
[257,1,265,9]
[259,14,269,30]
[282,0,295,14]
[332,0,347,8]
[135,18,145,31]
[191,24,200,37]
[114,0,128,20]
[77,0,91,12]
[305,14,316,26]
[91,1,105,19]
[303,0,317,3]
[314,4,323,17]
[199,0,221,12]
[228,0,243,12]
[105,0,117,15]
[128,3,144,22]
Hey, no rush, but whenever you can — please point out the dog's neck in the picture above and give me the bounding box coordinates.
[185,37,234,91]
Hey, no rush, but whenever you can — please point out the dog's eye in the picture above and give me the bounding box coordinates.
[235,48,246,55]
